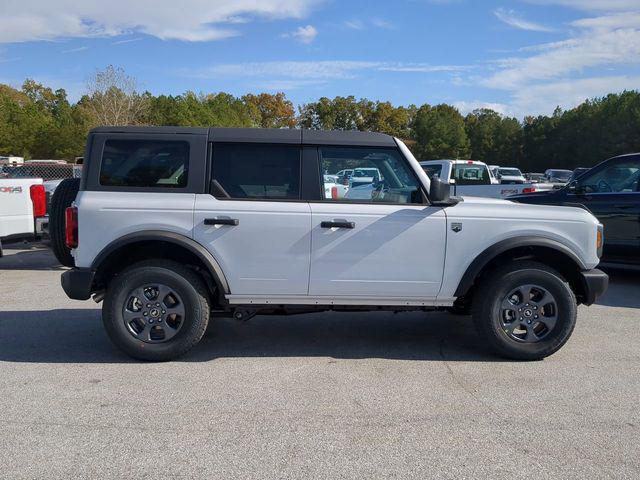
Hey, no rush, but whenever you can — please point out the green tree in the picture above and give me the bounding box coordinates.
[242,92,296,128]
[411,104,470,159]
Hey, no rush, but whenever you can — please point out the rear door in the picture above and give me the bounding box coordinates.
[193,142,311,296]
[309,145,446,299]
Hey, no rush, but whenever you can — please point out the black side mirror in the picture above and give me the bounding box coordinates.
[567,181,584,194]
[430,176,451,204]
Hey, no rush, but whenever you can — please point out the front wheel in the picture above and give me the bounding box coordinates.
[102,260,210,361]
[472,261,577,360]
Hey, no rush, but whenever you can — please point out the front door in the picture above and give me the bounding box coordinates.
[570,157,640,262]
[309,146,446,298]
[194,143,311,295]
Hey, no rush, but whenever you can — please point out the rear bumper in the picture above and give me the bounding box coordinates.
[35,215,49,235]
[580,268,609,306]
[61,268,95,300]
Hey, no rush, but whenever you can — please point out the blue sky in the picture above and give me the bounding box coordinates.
[1,0,640,118]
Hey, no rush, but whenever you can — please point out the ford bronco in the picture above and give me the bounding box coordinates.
[57,127,608,361]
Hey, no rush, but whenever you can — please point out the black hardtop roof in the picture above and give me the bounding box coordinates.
[90,126,396,147]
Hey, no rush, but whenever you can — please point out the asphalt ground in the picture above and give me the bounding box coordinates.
[0,242,638,479]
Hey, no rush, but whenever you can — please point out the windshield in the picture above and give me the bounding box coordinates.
[422,164,443,179]
[549,170,572,180]
[453,164,491,185]
[499,168,522,176]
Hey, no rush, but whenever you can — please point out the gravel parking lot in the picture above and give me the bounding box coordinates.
[0,242,638,479]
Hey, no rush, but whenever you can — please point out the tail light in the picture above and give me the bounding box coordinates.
[29,184,46,217]
[331,186,338,199]
[65,206,78,249]
[522,187,537,194]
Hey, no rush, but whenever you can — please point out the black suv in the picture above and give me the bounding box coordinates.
[511,153,640,265]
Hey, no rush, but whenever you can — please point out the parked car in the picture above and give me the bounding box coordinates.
[323,174,348,199]
[496,167,526,184]
[512,153,640,265]
[525,173,546,183]
[545,169,573,184]
[59,126,607,362]
[349,167,382,188]
[0,177,47,255]
[420,160,537,198]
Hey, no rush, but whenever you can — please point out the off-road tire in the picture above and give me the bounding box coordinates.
[103,260,210,361]
[472,261,577,360]
[49,178,80,267]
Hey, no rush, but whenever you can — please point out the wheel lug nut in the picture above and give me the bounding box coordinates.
[143,311,148,316]
[158,318,162,322]
[527,320,531,324]
[535,315,539,319]
[162,310,166,314]
[149,319,154,324]
[146,304,151,308]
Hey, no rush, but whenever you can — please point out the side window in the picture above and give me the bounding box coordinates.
[212,143,301,200]
[100,140,189,188]
[320,147,422,204]
[580,161,640,193]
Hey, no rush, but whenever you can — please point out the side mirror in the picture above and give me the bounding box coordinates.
[567,181,584,194]
[430,176,451,204]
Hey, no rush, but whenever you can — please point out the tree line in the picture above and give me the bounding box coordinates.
[1,66,639,171]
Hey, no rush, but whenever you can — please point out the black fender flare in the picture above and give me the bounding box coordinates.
[454,236,587,297]
[91,230,230,295]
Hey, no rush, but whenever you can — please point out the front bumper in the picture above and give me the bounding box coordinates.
[61,268,95,300]
[580,268,609,306]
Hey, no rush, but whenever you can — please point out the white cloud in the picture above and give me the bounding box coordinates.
[453,101,510,115]
[0,0,323,43]
[483,28,640,89]
[477,2,640,117]
[191,60,470,80]
[494,8,554,32]
[61,46,88,53]
[510,75,640,115]
[570,12,640,30]
[344,18,394,30]
[283,25,318,44]
[524,0,640,11]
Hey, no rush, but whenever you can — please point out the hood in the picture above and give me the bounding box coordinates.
[449,193,596,223]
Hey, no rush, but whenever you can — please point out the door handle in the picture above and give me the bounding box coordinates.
[321,220,355,229]
[204,218,239,226]
[613,204,633,209]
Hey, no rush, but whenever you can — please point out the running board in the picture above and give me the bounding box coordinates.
[225,295,455,307]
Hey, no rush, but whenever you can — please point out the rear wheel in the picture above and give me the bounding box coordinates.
[472,261,577,360]
[102,260,210,361]
[49,178,80,267]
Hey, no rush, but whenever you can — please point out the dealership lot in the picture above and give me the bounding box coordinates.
[1,243,638,479]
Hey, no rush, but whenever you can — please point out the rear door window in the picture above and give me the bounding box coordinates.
[212,143,301,200]
[100,140,189,188]
[452,164,491,185]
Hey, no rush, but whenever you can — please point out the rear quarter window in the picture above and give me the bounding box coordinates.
[99,140,189,188]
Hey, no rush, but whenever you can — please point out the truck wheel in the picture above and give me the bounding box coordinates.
[102,260,210,361]
[472,261,577,360]
[49,178,80,267]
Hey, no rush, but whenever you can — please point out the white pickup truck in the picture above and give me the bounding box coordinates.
[0,177,47,255]
[420,160,538,198]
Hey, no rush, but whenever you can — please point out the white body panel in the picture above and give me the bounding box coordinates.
[193,196,311,295]
[0,178,41,238]
[437,196,601,299]
[308,203,447,298]
[73,191,196,268]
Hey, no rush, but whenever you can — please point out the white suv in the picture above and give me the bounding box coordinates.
[58,127,608,361]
